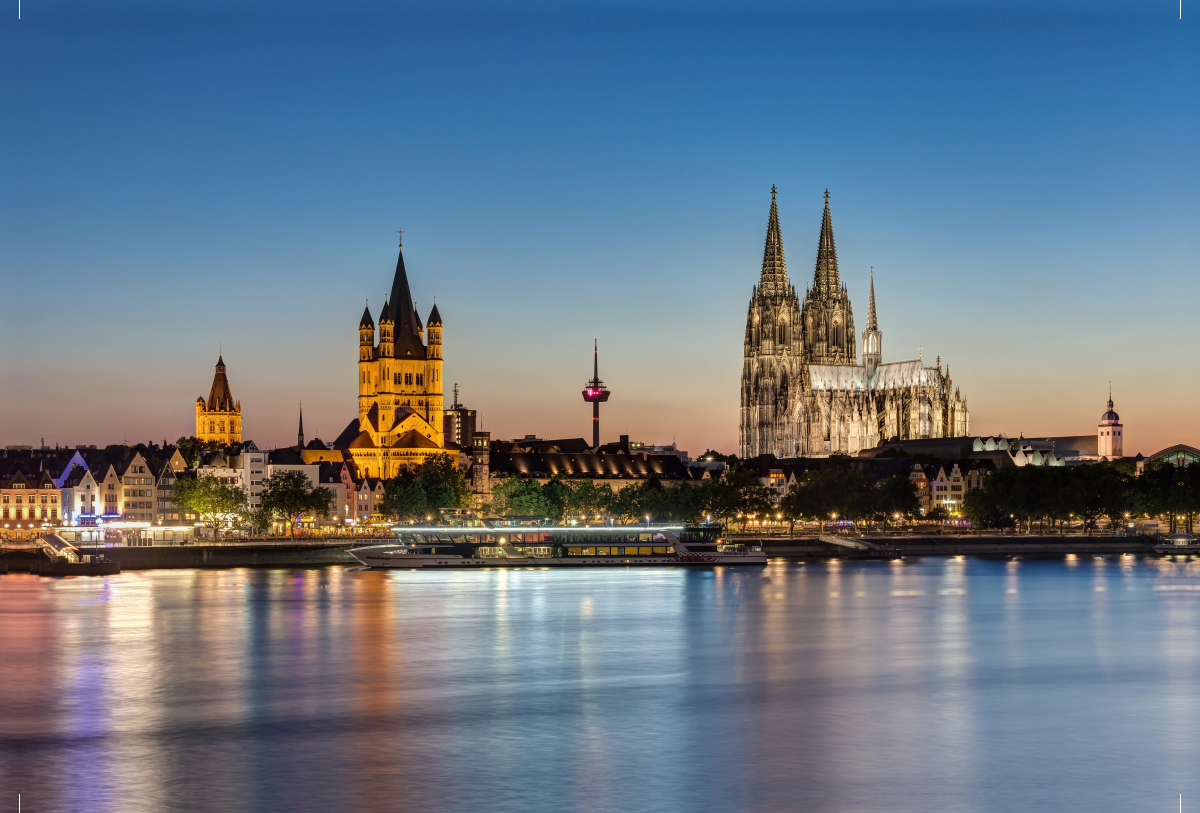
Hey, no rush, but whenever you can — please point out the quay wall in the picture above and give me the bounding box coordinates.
[752,534,1159,559]
[101,544,362,569]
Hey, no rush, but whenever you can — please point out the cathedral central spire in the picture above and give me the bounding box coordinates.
[759,185,788,298]
[813,189,840,299]
[866,268,878,331]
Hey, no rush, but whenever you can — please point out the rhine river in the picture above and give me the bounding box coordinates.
[3,557,1200,813]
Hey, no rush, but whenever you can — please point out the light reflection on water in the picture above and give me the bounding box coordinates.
[3,558,1200,812]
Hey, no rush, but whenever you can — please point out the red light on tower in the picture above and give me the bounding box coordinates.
[581,338,610,451]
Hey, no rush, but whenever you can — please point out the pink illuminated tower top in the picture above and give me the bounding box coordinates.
[582,339,610,450]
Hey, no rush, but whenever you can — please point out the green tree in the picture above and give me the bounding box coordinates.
[415,453,472,510]
[565,480,613,522]
[489,477,557,517]
[780,468,871,531]
[172,474,249,542]
[962,483,1014,531]
[258,470,334,539]
[379,479,428,521]
[175,436,222,468]
[871,475,921,528]
[700,469,774,529]
[616,476,703,524]
[540,477,572,522]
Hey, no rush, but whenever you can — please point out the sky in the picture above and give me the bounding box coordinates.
[1,0,1196,457]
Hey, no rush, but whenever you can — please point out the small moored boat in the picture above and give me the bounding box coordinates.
[1154,533,1200,554]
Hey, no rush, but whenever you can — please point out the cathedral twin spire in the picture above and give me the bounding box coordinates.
[760,186,844,301]
[813,189,841,300]
[758,184,790,298]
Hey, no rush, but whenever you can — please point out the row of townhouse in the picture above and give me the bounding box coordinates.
[1,445,193,536]
[2,440,402,538]
[908,460,996,515]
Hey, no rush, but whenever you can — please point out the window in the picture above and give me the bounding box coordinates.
[416,373,424,386]
[405,373,413,385]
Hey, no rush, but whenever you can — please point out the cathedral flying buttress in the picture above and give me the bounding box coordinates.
[739,188,969,459]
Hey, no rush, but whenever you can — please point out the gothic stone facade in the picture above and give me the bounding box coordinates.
[740,189,969,458]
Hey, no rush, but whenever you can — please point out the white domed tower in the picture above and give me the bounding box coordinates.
[1097,391,1123,459]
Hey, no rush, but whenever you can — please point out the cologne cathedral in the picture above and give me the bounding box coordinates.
[739,188,969,458]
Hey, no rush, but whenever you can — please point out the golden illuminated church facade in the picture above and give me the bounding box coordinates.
[333,239,447,479]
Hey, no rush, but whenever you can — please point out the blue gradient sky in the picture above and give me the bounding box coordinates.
[2,1,1196,457]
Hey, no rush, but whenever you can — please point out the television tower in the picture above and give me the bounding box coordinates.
[581,338,610,451]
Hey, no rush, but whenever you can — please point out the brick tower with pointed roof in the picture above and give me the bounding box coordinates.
[338,235,446,479]
[196,354,242,445]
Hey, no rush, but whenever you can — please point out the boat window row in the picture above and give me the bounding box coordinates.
[566,546,671,556]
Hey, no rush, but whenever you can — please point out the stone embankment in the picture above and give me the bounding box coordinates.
[1,539,382,572]
[746,534,1159,559]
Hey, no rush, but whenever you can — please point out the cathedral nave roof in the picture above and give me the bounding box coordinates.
[807,359,937,393]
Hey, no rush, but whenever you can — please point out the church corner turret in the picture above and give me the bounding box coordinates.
[739,189,969,458]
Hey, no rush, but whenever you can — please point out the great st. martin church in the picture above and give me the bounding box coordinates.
[739,188,969,458]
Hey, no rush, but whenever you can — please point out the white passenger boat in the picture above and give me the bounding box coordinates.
[350,522,767,568]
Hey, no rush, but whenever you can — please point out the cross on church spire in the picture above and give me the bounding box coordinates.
[396,227,404,246]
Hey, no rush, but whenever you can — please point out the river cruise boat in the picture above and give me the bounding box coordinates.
[350,522,767,569]
[1154,533,1200,554]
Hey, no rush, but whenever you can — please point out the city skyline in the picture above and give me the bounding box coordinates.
[2,4,1196,457]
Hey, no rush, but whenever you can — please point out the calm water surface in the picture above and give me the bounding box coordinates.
[3,557,1200,813]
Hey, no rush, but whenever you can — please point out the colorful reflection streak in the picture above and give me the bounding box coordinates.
[3,559,1200,813]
